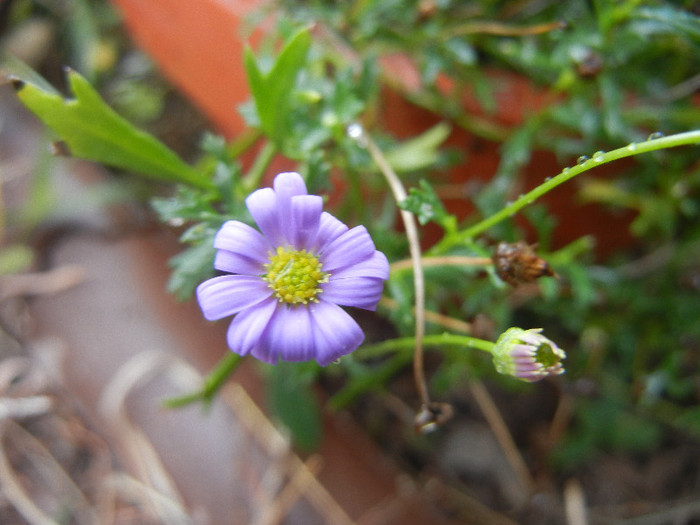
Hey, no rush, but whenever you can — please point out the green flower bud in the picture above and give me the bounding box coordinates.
[492,327,566,382]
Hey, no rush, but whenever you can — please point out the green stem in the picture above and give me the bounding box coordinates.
[163,352,243,409]
[360,333,496,360]
[330,333,496,410]
[435,129,700,253]
[242,139,277,193]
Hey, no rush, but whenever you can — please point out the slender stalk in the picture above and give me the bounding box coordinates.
[435,130,700,253]
[380,297,473,334]
[163,352,243,408]
[390,255,493,272]
[355,126,431,406]
[359,333,495,360]
[242,139,277,193]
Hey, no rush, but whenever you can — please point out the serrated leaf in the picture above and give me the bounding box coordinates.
[167,239,216,301]
[400,179,456,232]
[13,67,212,190]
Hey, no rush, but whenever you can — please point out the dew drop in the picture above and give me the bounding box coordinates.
[577,155,590,165]
[346,122,367,147]
[592,150,605,162]
[561,168,570,176]
[648,131,665,141]
[626,142,638,151]
[544,176,553,182]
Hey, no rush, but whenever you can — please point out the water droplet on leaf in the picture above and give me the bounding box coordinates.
[648,131,665,141]
[592,150,605,162]
[577,155,590,165]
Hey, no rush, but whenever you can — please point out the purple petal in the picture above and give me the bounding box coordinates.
[308,301,364,366]
[245,188,284,246]
[289,195,323,249]
[327,251,390,281]
[311,212,349,252]
[320,226,376,272]
[271,172,309,244]
[273,172,308,199]
[226,297,278,356]
[320,276,385,311]
[196,275,272,321]
[214,221,270,263]
[214,250,264,275]
[264,305,315,362]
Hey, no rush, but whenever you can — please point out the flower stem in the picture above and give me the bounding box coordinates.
[437,129,700,252]
[390,255,493,272]
[358,127,431,406]
[243,139,277,193]
[360,333,495,360]
[162,352,243,408]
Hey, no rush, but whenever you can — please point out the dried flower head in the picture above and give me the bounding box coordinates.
[492,241,555,287]
[492,327,566,382]
[197,172,389,366]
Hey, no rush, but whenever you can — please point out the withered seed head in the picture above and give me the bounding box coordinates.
[492,241,555,287]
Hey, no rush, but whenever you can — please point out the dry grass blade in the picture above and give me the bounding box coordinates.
[98,351,200,524]
[222,382,356,525]
[0,424,58,525]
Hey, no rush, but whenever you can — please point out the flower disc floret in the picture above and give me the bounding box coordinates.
[196,172,390,367]
[264,246,328,304]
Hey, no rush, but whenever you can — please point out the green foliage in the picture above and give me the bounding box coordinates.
[266,363,323,452]
[9,0,700,468]
[244,28,312,149]
[400,179,456,232]
[10,67,210,189]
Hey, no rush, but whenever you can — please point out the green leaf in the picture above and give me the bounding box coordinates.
[244,28,312,143]
[12,67,211,190]
[399,179,456,232]
[384,122,451,173]
[167,239,217,301]
[634,6,700,43]
[266,363,322,452]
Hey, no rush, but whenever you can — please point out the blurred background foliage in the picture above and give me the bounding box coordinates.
[2,0,700,473]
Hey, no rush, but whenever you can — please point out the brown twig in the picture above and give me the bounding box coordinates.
[390,255,493,272]
[468,381,535,496]
[356,127,431,410]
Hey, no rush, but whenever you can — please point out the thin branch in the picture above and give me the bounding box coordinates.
[352,125,431,408]
[390,255,493,272]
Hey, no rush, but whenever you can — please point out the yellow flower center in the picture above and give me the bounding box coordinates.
[263,246,328,305]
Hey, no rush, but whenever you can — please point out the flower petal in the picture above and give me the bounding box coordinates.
[273,171,308,199]
[308,301,364,366]
[214,250,264,275]
[320,225,376,272]
[226,297,278,356]
[328,251,390,281]
[196,275,272,321]
[320,276,385,311]
[289,195,323,250]
[214,221,270,263]
[264,305,315,362]
[311,212,348,253]
[245,188,284,246]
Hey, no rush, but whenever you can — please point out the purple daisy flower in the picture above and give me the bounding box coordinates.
[196,172,390,366]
